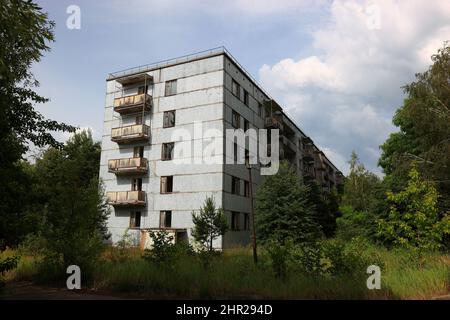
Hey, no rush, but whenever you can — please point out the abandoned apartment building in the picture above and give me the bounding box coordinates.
[100,47,343,250]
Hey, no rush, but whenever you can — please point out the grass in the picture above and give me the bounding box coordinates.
[2,244,449,299]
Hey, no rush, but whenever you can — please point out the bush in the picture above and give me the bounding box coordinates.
[0,255,20,290]
[143,231,194,267]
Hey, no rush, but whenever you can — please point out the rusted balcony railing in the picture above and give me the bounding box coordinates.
[111,124,150,144]
[108,157,148,175]
[113,93,152,114]
[107,191,146,207]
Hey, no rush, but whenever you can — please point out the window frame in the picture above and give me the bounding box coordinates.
[231,176,240,195]
[161,142,175,161]
[163,110,176,128]
[243,89,249,106]
[232,79,240,99]
[165,79,177,96]
[232,111,240,129]
[130,211,141,228]
[160,176,173,194]
[231,212,240,231]
[159,210,172,228]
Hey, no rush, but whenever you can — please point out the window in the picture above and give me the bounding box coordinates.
[163,110,176,128]
[159,211,172,228]
[135,115,143,125]
[162,142,174,160]
[244,180,250,197]
[231,176,240,195]
[244,119,249,132]
[134,146,144,158]
[161,176,173,193]
[257,102,262,117]
[243,90,249,106]
[232,111,240,129]
[244,213,250,231]
[132,178,142,191]
[245,149,250,166]
[232,79,240,99]
[138,85,148,94]
[233,142,238,163]
[165,80,177,96]
[231,212,240,231]
[130,211,141,228]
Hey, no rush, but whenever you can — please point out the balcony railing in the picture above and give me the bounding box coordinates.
[111,124,150,144]
[113,93,152,114]
[108,157,148,175]
[107,191,146,207]
[302,146,314,162]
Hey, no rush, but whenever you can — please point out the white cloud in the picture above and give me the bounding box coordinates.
[258,0,450,174]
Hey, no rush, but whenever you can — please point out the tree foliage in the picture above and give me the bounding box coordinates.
[377,166,450,251]
[191,197,228,251]
[0,0,75,249]
[255,161,322,245]
[379,42,450,212]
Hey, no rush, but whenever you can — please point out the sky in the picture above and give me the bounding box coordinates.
[32,0,450,175]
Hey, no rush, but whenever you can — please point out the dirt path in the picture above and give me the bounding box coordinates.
[1,281,129,300]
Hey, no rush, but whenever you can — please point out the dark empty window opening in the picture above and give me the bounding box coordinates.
[244,90,249,106]
[232,79,240,99]
[232,111,240,129]
[161,176,173,193]
[132,178,142,191]
[134,146,144,158]
[130,211,141,228]
[231,176,240,195]
[160,211,172,228]
[231,212,240,231]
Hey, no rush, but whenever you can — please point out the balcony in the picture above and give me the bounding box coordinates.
[108,157,148,175]
[264,116,283,131]
[113,93,151,115]
[111,124,150,144]
[303,165,315,180]
[302,147,314,163]
[282,135,297,154]
[107,191,146,207]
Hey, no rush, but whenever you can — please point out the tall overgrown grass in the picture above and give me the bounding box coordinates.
[1,242,449,299]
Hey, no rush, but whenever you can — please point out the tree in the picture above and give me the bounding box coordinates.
[33,130,109,279]
[377,165,450,251]
[255,161,322,245]
[191,197,228,251]
[0,0,75,248]
[379,42,450,213]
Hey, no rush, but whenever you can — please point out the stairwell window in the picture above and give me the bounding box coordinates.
[130,211,141,228]
[231,212,240,231]
[232,79,240,99]
[165,80,177,96]
[163,110,176,128]
[161,176,173,193]
[159,211,172,228]
[162,142,174,161]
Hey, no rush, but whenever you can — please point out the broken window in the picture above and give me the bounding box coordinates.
[232,79,240,99]
[163,110,176,128]
[165,79,177,96]
[231,212,240,231]
[159,211,172,228]
[161,176,173,193]
[130,211,141,228]
[257,102,262,116]
[231,176,240,195]
[162,142,174,160]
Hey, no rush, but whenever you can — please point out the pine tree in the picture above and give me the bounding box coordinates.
[191,197,228,251]
[255,161,322,245]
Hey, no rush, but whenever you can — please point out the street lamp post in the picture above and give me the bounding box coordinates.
[246,160,258,264]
